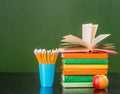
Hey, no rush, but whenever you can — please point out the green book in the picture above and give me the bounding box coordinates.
[63,59,108,64]
[63,75,93,82]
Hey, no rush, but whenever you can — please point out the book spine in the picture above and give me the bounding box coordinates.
[61,82,93,87]
[63,69,108,75]
[64,64,108,69]
[63,59,108,64]
[62,53,108,58]
[63,75,93,82]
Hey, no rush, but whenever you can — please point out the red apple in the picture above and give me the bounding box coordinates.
[92,75,108,89]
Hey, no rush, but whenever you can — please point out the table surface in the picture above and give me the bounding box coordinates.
[0,72,120,94]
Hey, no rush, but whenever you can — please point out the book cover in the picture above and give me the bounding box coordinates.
[61,52,108,59]
[62,75,93,82]
[63,59,108,64]
[64,64,108,69]
[61,82,93,87]
[63,69,107,75]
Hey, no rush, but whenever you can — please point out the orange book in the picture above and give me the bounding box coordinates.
[64,64,108,69]
[61,52,108,59]
[63,69,108,75]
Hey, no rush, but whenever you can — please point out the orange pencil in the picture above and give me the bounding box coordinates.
[34,48,58,64]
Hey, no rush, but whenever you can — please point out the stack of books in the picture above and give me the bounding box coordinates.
[61,52,108,87]
[59,23,117,87]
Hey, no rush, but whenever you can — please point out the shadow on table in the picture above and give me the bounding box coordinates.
[62,88,107,94]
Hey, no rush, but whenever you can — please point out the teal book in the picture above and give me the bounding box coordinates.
[63,59,108,64]
[61,82,93,87]
[63,75,93,82]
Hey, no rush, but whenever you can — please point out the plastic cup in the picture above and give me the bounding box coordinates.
[40,87,54,94]
[39,64,55,87]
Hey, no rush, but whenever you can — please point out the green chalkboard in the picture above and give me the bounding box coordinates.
[0,0,120,72]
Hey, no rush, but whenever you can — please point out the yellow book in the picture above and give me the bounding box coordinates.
[64,64,108,69]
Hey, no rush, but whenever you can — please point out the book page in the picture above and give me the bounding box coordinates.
[91,24,98,46]
[82,23,92,45]
[58,47,89,53]
[61,34,89,47]
[93,48,118,54]
[93,34,111,45]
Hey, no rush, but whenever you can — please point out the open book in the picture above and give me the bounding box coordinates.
[59,23,117,54]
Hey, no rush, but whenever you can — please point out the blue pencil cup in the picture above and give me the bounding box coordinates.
[39,64,55,87]
[40,87,54,94]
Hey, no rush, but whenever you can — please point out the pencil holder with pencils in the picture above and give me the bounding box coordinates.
[34,48,58,87]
